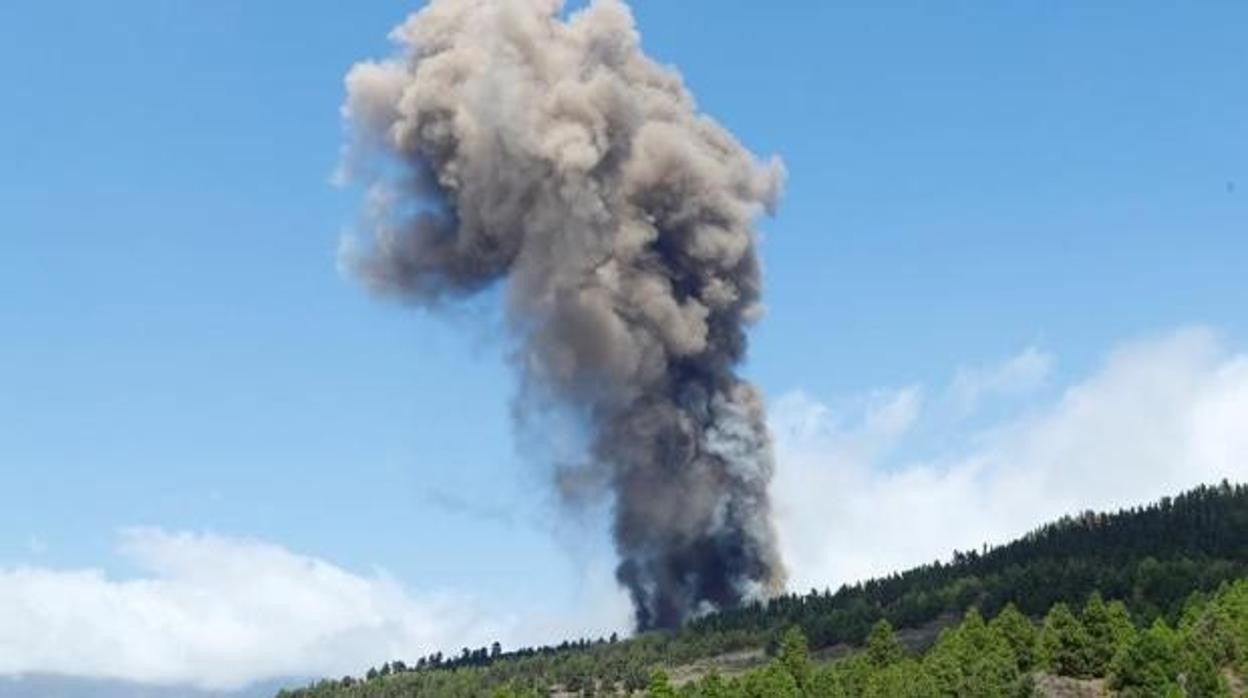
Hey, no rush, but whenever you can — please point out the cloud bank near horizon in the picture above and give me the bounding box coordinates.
[772,326,1248,591]
[2,327,1246,689]
[0,528,629,691]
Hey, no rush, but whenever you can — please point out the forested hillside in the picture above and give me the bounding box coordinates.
[278,481,1248,697]
[657,580,1248,696]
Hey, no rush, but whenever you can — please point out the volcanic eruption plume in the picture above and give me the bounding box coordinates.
[340,0,786,629]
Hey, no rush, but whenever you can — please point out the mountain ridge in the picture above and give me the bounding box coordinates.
[278,480,1248,696]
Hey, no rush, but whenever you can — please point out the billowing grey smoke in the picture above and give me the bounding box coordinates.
[340,0,786,629]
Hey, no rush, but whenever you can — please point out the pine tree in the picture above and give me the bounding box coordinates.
[865,619,904,668]
[923,627,964,695]
[647,669,676,698]
[958,608,1022,697]
[1039,602,1093,677]
[863,659,939,697]
[777,625,812,687]
[1110,618,1183,696]
[825,655,875,697]
[698,670,729,698]
[990,603,1038,671]
[1106,600,1137,655]
[1182,592,1238,668]
[1176,649,1226,698]
[807,664,852,698]
[1081,592,1118,675]
[740,663,799,698]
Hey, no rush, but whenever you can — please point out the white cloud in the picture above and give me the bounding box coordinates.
[0,529,629,691]
[947,346,1054,415]
[771,327,1248,593]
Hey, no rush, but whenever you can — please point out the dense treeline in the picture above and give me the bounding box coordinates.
[657,580,1248,697]
[698,480,1248,647]
[277,481,1248,697]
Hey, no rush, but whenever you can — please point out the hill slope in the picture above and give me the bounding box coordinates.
[279,481,1248,696]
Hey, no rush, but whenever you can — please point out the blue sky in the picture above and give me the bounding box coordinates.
[0,0,1245,689]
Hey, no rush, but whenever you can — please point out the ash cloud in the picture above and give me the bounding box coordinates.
[340,0,786,629]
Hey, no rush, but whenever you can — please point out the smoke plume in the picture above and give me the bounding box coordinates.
[340,0,786,629]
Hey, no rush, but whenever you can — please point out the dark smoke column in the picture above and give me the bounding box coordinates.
[340,0,786,629]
